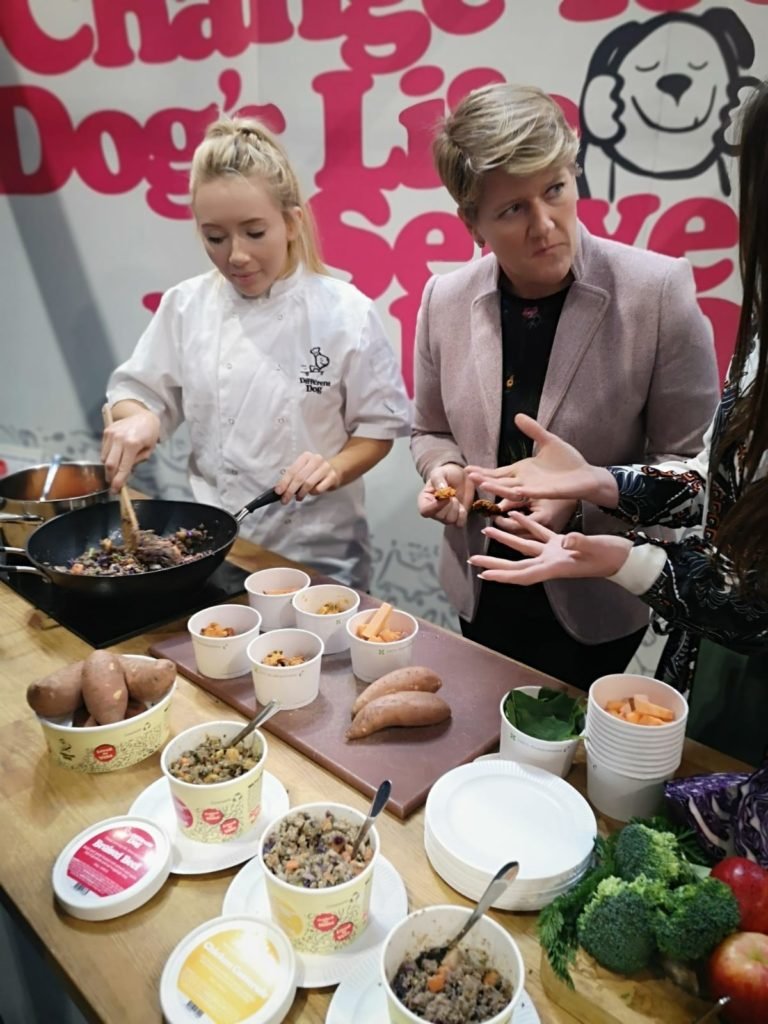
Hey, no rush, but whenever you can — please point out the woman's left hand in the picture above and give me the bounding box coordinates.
[275,451,342,502]
[468,513,633,585]
[492,498,578,537]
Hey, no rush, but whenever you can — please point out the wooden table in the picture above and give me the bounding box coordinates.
[0,539,749,1024]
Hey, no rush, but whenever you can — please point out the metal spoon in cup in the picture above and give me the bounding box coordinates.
[228,699,280,748]
[350,778,392,860]
[430,860,520,963]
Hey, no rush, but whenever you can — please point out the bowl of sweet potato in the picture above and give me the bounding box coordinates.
[27,652,176,772]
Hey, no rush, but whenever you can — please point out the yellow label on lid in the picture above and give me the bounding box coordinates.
[178,928,279,1024]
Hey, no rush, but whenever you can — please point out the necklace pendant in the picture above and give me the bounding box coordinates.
[505,374,515,390]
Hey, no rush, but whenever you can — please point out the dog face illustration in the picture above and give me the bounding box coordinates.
[578,8,756,197]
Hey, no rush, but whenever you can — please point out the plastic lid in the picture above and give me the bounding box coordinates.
[160,915,298,1024]
[52,815,172,921]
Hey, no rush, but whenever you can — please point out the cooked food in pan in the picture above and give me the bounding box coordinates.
[56,526,212,576]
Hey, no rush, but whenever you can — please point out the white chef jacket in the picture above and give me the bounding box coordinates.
[107,267,411,589]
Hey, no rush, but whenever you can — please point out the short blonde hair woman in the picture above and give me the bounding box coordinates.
[410,83,719,689]
[433,84,579,218]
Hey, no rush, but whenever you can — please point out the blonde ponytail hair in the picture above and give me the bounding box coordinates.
[190,117,326,276]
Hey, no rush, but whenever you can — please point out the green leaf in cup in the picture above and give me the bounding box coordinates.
[503,687,586,742]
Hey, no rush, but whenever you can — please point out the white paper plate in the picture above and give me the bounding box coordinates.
[326,954,541,1024]
[426,760,596,883]
[424,830,589,911]
[222,854,408,988]
[424,820,591,893]
[129,772,289,875]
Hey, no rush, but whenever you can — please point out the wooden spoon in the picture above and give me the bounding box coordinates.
[102,404,140,551]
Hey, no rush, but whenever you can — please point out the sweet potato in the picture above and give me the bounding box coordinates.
[82,651,128,725]
[119,656,176,703]
[72,706,98,728]
[124,700,149,719]
[346,691,451,739]
[351,666,442,717]
[26,661,85,717]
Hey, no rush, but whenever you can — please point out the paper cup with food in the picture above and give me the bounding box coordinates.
[291,584,360,655]
[247,629,324,710]
[380,904,525,1024]
[187,603,262,679]
[160,720,268,843]
[29,652,176,773]
[245,568,311,630]
[346,604,419,683]
[499,685,585,778]
[258,801,379,954]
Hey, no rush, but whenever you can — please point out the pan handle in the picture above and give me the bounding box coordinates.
[234,488,281,523]
[0,513,44,524]
[0,564,48,578]
[0,547,47,579]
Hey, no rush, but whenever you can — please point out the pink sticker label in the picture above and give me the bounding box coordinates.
[93,744,116,763]
[202,808,223,825]
[220,818,240,836]
[334,921,355,943]
[172,795,194,828]
[66,826,158,898]
[313,912,340,933]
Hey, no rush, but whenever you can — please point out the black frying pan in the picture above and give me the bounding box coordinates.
[0,489,280,600]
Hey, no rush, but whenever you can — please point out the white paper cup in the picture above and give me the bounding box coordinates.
[187,603,262,679]
[380,905,525,1024]
[345,608,418,683]
[247,629,324,710]
[499,685,583,778]
[245,568,311,630]
[258,802,379,954]
[588,674,688,736]
[292,584,361,655]
[160,720,268,843]
[585,742,672,822]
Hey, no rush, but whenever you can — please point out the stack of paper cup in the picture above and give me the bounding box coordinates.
[585,674,688,822]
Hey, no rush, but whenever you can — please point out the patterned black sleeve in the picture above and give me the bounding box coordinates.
[600,465,706,528]
[633,536,768,652]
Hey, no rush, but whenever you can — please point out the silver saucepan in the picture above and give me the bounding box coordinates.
[0,461,110,547]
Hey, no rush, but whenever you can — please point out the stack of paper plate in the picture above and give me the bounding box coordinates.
[424,760,597,911]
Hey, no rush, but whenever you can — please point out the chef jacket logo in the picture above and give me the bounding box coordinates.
[577,8,757,201]
[299,346,332,393]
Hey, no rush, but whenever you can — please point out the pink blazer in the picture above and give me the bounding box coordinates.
[411,224,720,643]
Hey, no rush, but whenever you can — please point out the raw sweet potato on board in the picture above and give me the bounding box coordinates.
[26,661,85,717]
[81,651,129,725]
[347,691,451,739]
[119,656,176,703]
[351,667,442,717]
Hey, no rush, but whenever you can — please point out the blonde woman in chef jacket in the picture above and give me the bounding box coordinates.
[102,117,411,590]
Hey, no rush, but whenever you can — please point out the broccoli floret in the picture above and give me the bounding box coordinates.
[577,876,665,974]
[614,823,687,884]
[653,878,740,962]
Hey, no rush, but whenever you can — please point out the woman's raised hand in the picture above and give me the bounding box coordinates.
[468,515,633,585]
[467,414,619,508]
[417,463,475,528]
[101,407,161,492]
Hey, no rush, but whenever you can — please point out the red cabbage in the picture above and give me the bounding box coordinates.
[664,761,768,868]
[664,772,749,863]
[734,761,768,866]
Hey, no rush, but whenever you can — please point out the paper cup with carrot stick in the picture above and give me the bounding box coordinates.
[345,603,418,683]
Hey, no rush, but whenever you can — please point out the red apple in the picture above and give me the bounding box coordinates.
[708,932,768,1024]
[711,857,768,934]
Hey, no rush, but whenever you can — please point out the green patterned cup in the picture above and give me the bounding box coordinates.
[258,802,379,954]
[161,720,268,844]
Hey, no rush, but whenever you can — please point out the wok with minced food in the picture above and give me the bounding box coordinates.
[2,489,281,599]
